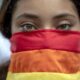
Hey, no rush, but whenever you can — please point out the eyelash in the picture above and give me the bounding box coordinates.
[19,22,38,31]
[56,23,72,30]
[18,20,73,31]
[55,21,73,30]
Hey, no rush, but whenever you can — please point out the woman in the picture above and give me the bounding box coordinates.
[1,0,80,80]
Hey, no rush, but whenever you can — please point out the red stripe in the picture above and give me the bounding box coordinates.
[10,30,80,53]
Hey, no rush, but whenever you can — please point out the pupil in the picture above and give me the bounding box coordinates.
[59,24,70,30]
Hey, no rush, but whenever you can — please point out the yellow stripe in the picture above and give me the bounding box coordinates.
[7,72,80,80]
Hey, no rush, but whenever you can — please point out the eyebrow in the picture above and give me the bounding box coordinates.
[53,13,76,19]
[16,13,76,20]
[16,13,39,20]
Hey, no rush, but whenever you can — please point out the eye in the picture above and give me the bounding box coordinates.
[56,23,72,30]
[20,22,37,32]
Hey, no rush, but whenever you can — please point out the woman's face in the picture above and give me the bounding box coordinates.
[11,0,80,33]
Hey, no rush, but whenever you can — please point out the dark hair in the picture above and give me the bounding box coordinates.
[1,0,80,38]
[0,0,17,38]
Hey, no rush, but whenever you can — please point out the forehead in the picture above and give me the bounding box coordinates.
[13,0,77,19]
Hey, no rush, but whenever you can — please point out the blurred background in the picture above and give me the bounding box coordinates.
[0,0,11,80]
[0,0,11,68]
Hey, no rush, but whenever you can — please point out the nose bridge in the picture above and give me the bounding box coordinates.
[42,22,55,30]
